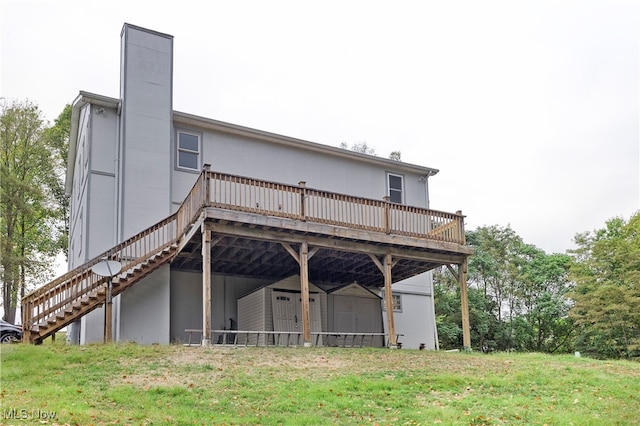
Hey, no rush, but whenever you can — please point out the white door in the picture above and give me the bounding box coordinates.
[303,295,323,345]
[272,291,298,332]
[271,291,322,345]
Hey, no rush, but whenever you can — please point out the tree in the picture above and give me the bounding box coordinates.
[519,250,574,352]
[0,100,68,323]
[340,141,376,156]
[339,142,401,161]
[433,265,499,351]
[44,104,72,256]
[434,225,574,352]
[569,212,640,359]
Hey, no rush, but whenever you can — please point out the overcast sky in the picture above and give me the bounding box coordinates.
[2,0,638,255]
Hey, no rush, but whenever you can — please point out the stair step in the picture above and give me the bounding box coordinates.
[47,317,57,325]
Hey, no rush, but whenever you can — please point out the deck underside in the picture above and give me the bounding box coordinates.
[172,207,473,287]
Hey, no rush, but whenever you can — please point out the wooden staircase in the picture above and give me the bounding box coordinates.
[21,171,209,344]
[21,216,182,343]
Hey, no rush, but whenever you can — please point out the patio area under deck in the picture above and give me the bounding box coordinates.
[172,166,474,349]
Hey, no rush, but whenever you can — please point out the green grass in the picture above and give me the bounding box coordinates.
[1,340,639,425]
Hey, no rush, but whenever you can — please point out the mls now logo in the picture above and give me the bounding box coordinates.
[3,408,57,420]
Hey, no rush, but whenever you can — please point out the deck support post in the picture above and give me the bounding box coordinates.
[299,241,312,347]
[202,227,212,346]
[369,253,397,348]
[104,278,113,343]
[383,254,398,348]
[459,258,471,350]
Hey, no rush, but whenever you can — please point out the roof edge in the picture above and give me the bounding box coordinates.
[173,111,439,176]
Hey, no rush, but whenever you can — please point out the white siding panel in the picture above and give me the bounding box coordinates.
[238,288,266,345]
[87,173,116,255]
[119,265,170,344]
[170,270,202,343]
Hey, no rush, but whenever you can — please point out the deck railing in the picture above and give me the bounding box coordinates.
[204,170,466,244]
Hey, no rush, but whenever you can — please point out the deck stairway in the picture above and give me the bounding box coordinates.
[21,171,209,344]
[21,216,182,343]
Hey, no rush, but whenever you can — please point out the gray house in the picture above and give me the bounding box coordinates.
[21,23,473,350]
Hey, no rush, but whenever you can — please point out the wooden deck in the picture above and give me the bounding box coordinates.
[22,166,472,347]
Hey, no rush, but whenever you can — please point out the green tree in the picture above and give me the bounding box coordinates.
[0,100,67,323]
[433,265,499,351]
[569,212,640,359]
[340,141,376,156]
[435,225,574,352]
[44,104,72,256]
[520,250,574,352]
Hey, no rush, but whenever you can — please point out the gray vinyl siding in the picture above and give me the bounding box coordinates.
[170,127,430,209]
[237,288,268,345]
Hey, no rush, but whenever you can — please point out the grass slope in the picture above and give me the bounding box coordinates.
[1,341,639,425]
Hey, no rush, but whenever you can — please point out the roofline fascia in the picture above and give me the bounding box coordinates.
[172,111,440,177]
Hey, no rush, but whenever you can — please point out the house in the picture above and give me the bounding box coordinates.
[21,23,473,350]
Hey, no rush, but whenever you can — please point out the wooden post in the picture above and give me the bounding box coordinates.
[299,181,306,221]
[22,301,31,343]
[383,254,397,348]
[383,196,391,234]
[299,241,311,346]
[203,163,211,207]
[202,227,212,346]
[456,210,465,244]
[459,258,471,350]
[104,278,113,343]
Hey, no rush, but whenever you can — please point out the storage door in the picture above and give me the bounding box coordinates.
[271,291,299,345]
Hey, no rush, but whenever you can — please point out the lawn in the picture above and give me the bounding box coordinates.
[1,340,639,425]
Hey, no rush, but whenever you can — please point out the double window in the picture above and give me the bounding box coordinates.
[387,173,404,204]
[177,131,200,171]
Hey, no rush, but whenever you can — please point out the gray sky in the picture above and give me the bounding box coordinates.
[2,0,638,254]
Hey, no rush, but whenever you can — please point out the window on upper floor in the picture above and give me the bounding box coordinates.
[177,131,201,171]
[387,173,404,204]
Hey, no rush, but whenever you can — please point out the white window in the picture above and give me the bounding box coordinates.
[391,294,402,312]
[387,173,404,204]
[382,293,402,312]
[177,131,200,171]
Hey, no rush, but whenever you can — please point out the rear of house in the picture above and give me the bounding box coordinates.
[36,23,471,349]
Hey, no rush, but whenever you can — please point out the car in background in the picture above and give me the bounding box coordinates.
[0,319,23,343]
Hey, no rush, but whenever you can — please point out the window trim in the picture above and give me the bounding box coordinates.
[386,172,404,204]
[176,129,201,172]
